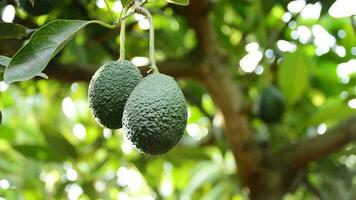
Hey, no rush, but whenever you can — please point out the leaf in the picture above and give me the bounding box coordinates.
[4,20,96,83]
[201,181,232,200]
[82,181,97,199]
[121,0,134,7]
[13,145,53,161]
[180,162,222,200]
[309,99,356,125]
[0,55,8,80]
[167,0,189,6]
[0,23,28,39]
[277,48,310,105]
[0,125,16,141]
[0,55,10,68]
[40,123,78,160]
[44,134,78,160]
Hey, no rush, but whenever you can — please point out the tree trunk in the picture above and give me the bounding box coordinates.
[251,191,285,200]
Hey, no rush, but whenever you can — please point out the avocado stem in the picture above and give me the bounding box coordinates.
[136,6,159,73]
[118,5,130,61]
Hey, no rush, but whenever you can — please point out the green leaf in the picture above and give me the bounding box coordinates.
[121,0,134,7]
[82,181,97,199]
[277,49,310,105]
[167,0,189,6]
[4,20,95,83]
[201,181,232,200]
[40,123,78,160]
[180,162,222,200]
[0,55,8,80]
[309,99,356,125]
[0,125,16,141]
[13,145,53,161]
[0,23,28,39]
[44,134,77,160]
[0,55,10,68]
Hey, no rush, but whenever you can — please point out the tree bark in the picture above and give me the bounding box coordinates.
[199,57,264,191]
[275,116,356,169]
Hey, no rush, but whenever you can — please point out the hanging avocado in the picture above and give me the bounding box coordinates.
[123,73,188,155]
[88,60,143,129]
[258,85,285,123]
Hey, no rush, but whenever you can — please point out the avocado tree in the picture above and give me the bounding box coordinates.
[0,0,355,199]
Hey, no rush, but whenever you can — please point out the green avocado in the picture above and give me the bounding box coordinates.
[88,60,142,129]
[258,85,285,123]
[19,0,58,16]
[123,73,188,155]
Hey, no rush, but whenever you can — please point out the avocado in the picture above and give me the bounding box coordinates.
[19,0,58,16]
[258,85,285,123]
[123,73,187,155]
[88,60,142,129]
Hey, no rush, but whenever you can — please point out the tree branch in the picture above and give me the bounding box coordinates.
[275,116,356,169]
[172,0,214,54]
[199,56,263,191]
[173,0,263,191]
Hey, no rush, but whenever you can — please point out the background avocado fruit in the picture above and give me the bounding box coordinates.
[88,60,142,129]
[19,0,59,16]
[258,85,285,123]
[123,73,188,155]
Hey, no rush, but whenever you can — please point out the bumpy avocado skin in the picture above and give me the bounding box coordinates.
[123,73,188,155]
[88,60,143,129]
[19,0,58,16]
[258,85,285,123]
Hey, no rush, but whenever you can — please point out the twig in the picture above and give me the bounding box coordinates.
[135,6,159,73]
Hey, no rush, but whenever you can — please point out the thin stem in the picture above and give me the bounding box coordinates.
[116,0,147,24]
[103,0,116,22]
[91,20,117,29]
[136,6,159,73]
[119,19,126,60]
[119,6,130,60]
[121,10,136,21]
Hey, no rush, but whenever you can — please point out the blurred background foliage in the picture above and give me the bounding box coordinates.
[0,0,356,199]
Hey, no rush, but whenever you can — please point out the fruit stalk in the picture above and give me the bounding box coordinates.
[136,6,159,73]
[119,5,130,60]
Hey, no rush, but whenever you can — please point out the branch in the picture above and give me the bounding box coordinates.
[172,0,214,54]
[275,116,356,169]
[199,55,262,191]
[173,0,263,191]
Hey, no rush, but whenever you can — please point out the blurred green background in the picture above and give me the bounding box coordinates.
[0,0,355,199]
